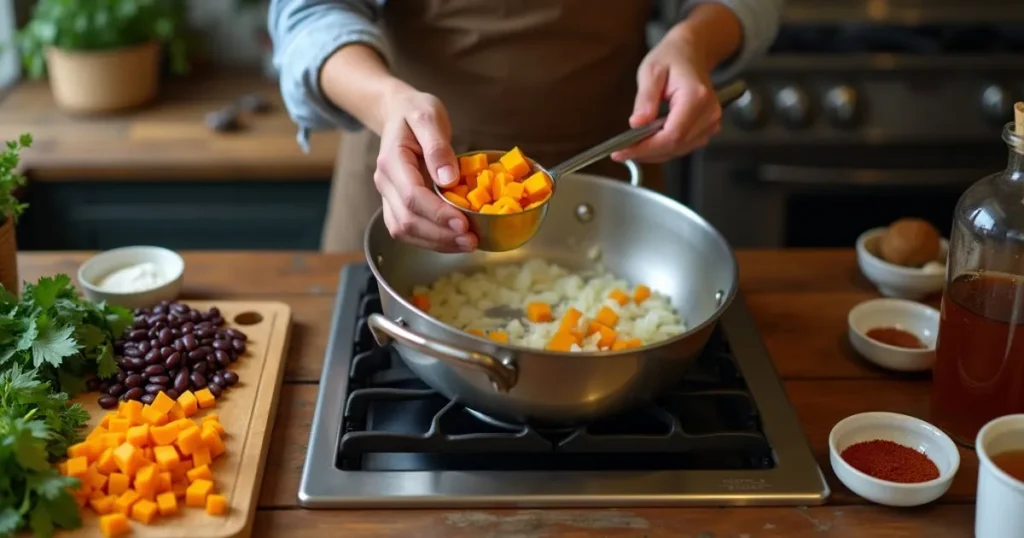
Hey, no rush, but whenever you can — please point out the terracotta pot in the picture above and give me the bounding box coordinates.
[45,41,162,114]
[0,216,18,297]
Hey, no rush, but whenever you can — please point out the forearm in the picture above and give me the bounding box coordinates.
[319,44,408,135]
[669,3,743,70]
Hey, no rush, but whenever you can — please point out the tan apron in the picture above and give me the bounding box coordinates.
[321,0,659,252]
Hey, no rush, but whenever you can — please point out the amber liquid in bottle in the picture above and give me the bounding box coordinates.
[931,271,1024,446]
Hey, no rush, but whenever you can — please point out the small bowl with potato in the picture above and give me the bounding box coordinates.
[857,218,948,300]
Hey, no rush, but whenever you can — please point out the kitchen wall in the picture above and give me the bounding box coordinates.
[188,0,268,70]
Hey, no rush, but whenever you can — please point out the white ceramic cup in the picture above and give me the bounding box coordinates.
[976,414,1024,538]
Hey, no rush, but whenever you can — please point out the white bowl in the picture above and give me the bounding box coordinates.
[856,227,947,300]
[77,246,185,309]
[847,298,939,372]
[829,412,959,507]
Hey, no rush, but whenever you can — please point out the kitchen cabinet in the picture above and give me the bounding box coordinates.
[17,180,329,250]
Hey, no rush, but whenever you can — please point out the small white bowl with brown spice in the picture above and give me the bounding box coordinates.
[847,298,939,372]
[829,411,959,507]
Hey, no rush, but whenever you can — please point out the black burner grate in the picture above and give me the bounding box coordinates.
[336,273,775,472]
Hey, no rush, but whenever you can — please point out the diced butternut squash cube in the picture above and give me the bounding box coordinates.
[495,196,522,213]
[98,512,131,537]
[501,181,525,201]
[149,423,178,447]
[130,498,158,524]
[466,328,484,337]
[99,412,115,429]
[523,171,552,201]
[191,448,212,468]
[201,419,225,436]
[206,494,228,516]
[557,307,584,335]
[86,426,109,442]
[126,424,150,448]
[491,172,509,200]
[633,284,651,303]
[451,184,469,197]
[120,400,145,426]
[86,465,108,489]
[443,191,471,210]
[479,204,500,215]
[591,322,618,349]
[157,472,172,493]
[156,491,178,516]
[186,464,213,483]
[488,162,505,175]
[487,331,509,344]
[142,447,154,463]
[176,426,203,456]
[150,391,176,416]
[66,442,92,460]
[608,289,630,306]
[102,432,127,449]
[466,187,492,211]
[108,473,131,496]
[201,414,220,424]
[525,199,547,210]
[526,302,553,323]
[134,465,157,499]
[140,404,167,426]
[113,490,140,515]
[89,495,116,515]
[194,388,216,409]
[66,456,89,478]
[172,481,188,499]
[185,479,215,508]
[200,428,227,458]
[97,447,119,474]
[595,305,619,328]
[499,147,531,179]
[411,293,430,312]
[476,169,494,192]
[177,391,199,417]
[546,332,577,352]
[167,402,186,421]
[458,153,488,178]
[112,443,144,477]
[153,445,180,471]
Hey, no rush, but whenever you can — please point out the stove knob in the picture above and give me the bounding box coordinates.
[728,88,764,129]
[774,85,811,128]
[823,85,859,128]
[981,84,1014,125]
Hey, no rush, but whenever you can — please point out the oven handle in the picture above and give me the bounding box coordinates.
[756,165,990,187]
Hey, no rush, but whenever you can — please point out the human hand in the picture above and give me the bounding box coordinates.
[611,27,721,163]
[374,85,477,252]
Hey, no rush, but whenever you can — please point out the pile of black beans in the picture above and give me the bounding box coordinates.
[90,301,249,409]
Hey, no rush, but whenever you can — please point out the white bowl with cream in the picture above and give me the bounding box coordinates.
[856,227,947,300]
[77,246,184,309]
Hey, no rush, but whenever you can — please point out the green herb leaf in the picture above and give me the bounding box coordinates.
[30,325,77,369]
[0,508,20,535]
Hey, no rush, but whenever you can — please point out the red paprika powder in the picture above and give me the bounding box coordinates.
[840,439,939,483]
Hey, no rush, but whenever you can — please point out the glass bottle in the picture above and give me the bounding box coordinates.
[931,121,1024,447]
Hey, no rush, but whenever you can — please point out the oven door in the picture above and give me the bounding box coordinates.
[689,143,1002,248]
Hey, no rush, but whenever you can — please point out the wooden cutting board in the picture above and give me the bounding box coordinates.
[62,301,292,538]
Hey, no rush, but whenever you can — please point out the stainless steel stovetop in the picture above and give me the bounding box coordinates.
[298,264,830,508]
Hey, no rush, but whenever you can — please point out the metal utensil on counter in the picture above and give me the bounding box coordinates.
[435,79,749,253]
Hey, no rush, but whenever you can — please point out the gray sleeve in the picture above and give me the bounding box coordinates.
[268,0,390,151]
[679,0,785,84]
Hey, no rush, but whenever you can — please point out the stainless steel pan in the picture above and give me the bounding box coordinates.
[365,162,738,426]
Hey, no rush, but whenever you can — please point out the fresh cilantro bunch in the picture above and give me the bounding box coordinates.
[0,133,31,223]
[0,274,133,396]
[0,365,88,537]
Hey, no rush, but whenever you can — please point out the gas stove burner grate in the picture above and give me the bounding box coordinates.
[334,273,775,472]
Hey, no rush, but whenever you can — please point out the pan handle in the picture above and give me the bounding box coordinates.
[367,314,519,393]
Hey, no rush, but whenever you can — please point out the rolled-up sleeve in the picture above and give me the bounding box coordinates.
[268,0,390,151]
[680,0,785,83]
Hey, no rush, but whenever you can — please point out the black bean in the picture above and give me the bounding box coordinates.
[173,340,186,352]
[232,339,246,354]
[188,348,208,361]
[182,334,198,350]
[206,358,219,372]
[125,357,145,371]
[190,371,207,389]
[215,351,232,368]
[153,321,167,331]
[164,352,181,369]
[172,304,189,315]
[124,347,143,358]
[209,307,221,317]
[150,338,161,349]
[138,340,151,354]
[86,378,101,391]
[158,328,172,346]
[144,384,164,394]
[153,305,167,315]
[212,316,224,327]
[129,329,148,341]
[196,327,215,338]
[222,371,239,386]
[145,349,161,365]
[173,371,190,393]
[212,339,231,351]
[195,361,210,374]
[125,374,143,388]
[149,375,170,386]
[181,322,195,333]
[107,383,125,396]
[99,381,111,393]
[208,383,223,397]
[164,389,180,400]
[140,393,156,405]
[160,347,175,359]
[144,364,165,377]
[124,387,144,401]
[225,328,247,341]
[116,370,127,383]
[132,319,147,330]
[210,373,224,386]
[189,311,201,322]
[98,395,119,409]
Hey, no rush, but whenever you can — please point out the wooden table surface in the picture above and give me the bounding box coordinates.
[19,250,976,538]
[0,73,341,181]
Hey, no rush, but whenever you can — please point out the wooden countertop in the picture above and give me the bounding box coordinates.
[0,74,341,181]
[19,250,974,537]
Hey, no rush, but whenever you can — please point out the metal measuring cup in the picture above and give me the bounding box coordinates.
[435,79,750,252]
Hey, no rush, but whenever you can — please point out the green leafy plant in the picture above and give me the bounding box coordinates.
[18,0,190,79]
[0,365,88,538]
[0,134,31,224]
[0,274,133,396]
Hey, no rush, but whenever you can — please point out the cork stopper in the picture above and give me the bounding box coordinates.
[1016,102,1024,136]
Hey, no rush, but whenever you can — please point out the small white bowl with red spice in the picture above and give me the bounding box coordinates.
[847,298,939,372]
[829,412,959,507]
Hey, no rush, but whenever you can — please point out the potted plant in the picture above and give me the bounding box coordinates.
[17,0,190,114]
[0,133,31,295]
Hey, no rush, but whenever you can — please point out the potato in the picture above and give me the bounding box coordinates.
[879,218,941,267]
